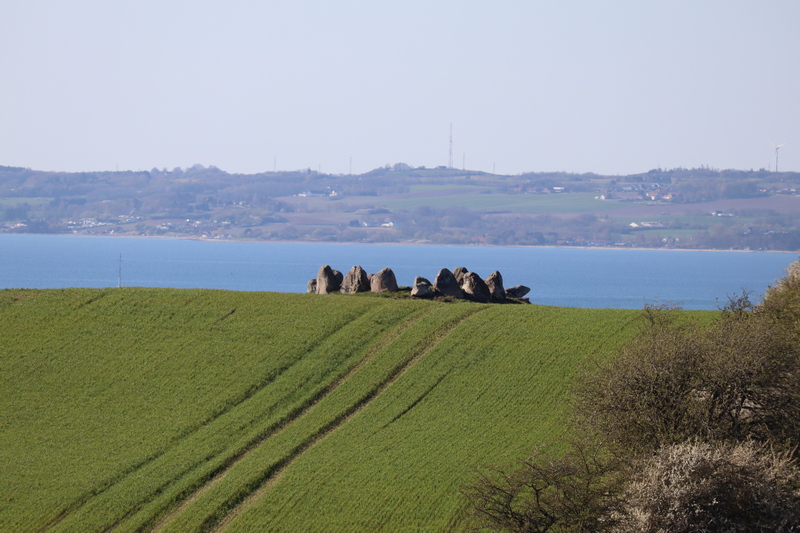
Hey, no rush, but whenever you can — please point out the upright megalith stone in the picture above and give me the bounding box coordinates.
[505,285,531,299]
[411,276,435,298]
[452,267,469,286]
[341,265,370,294]
[433,268,463,298]
[315,265,341,294]
[370,267,399,293]
[485,271,506,302]
[461,272,491,303]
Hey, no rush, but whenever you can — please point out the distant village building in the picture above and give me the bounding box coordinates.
[629,221,665,228]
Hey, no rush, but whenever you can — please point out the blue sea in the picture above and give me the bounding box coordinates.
[0,234,794,309]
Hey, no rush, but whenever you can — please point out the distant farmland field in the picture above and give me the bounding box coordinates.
[2,288,688,532]
[280,189,623,215]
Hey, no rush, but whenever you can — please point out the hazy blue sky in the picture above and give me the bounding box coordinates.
[2,1,798,176]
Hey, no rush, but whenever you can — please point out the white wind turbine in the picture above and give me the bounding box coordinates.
[769,140,786,172]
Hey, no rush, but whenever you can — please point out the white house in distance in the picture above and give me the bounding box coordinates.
[629,221,666,228]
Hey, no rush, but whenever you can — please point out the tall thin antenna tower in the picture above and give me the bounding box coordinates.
[448,123,453,169]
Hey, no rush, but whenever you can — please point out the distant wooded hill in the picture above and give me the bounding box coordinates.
[2,164,799,249]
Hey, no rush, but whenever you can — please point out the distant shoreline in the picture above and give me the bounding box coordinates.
[2,231,795,254]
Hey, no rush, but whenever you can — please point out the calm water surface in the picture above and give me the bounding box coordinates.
[0,234,793,310]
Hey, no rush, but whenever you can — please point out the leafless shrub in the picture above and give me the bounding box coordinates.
[461,441,621,533]
[717,288,755,314]
[575,304,800,456]
[574,321,705,453]
[638,300,684,333]
[465,256,800,531]
[614,440,800,533]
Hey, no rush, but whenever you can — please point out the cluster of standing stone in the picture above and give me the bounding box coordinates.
[308,265,530,304]
[308,265,398,295]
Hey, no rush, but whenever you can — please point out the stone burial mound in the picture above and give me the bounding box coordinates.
[308,265,530,303]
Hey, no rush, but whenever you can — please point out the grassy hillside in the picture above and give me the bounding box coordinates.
[0,288,660,532]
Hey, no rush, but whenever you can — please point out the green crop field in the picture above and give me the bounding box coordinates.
[283,189,626,215]
[1,288,678,532]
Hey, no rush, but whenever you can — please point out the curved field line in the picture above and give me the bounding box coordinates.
[44,352,317,533]
[208,306,486,533]
[147,305,446,533]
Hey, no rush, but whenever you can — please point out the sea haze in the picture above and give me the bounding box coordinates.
[0,234,793,310]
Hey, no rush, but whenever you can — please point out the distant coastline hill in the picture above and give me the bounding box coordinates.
[1,164,799,250]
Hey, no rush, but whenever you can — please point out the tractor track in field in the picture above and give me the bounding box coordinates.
[206,305,485,533]
[148,304,483,533]
[42,306,378,533]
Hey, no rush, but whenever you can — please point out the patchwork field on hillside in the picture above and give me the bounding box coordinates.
[1,288,661,532]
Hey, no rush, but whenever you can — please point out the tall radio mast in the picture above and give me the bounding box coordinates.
[448,123,453,169]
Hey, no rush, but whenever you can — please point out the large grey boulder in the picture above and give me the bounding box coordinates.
[315,265,341,294]
[340,265,370,294]
[411,276,435,298]
[433,268,463,298]
[485,271,506,302]
[505,285,531,299]
[452,266,469,285]
[370,267,399,293]
[461,272,491,303]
